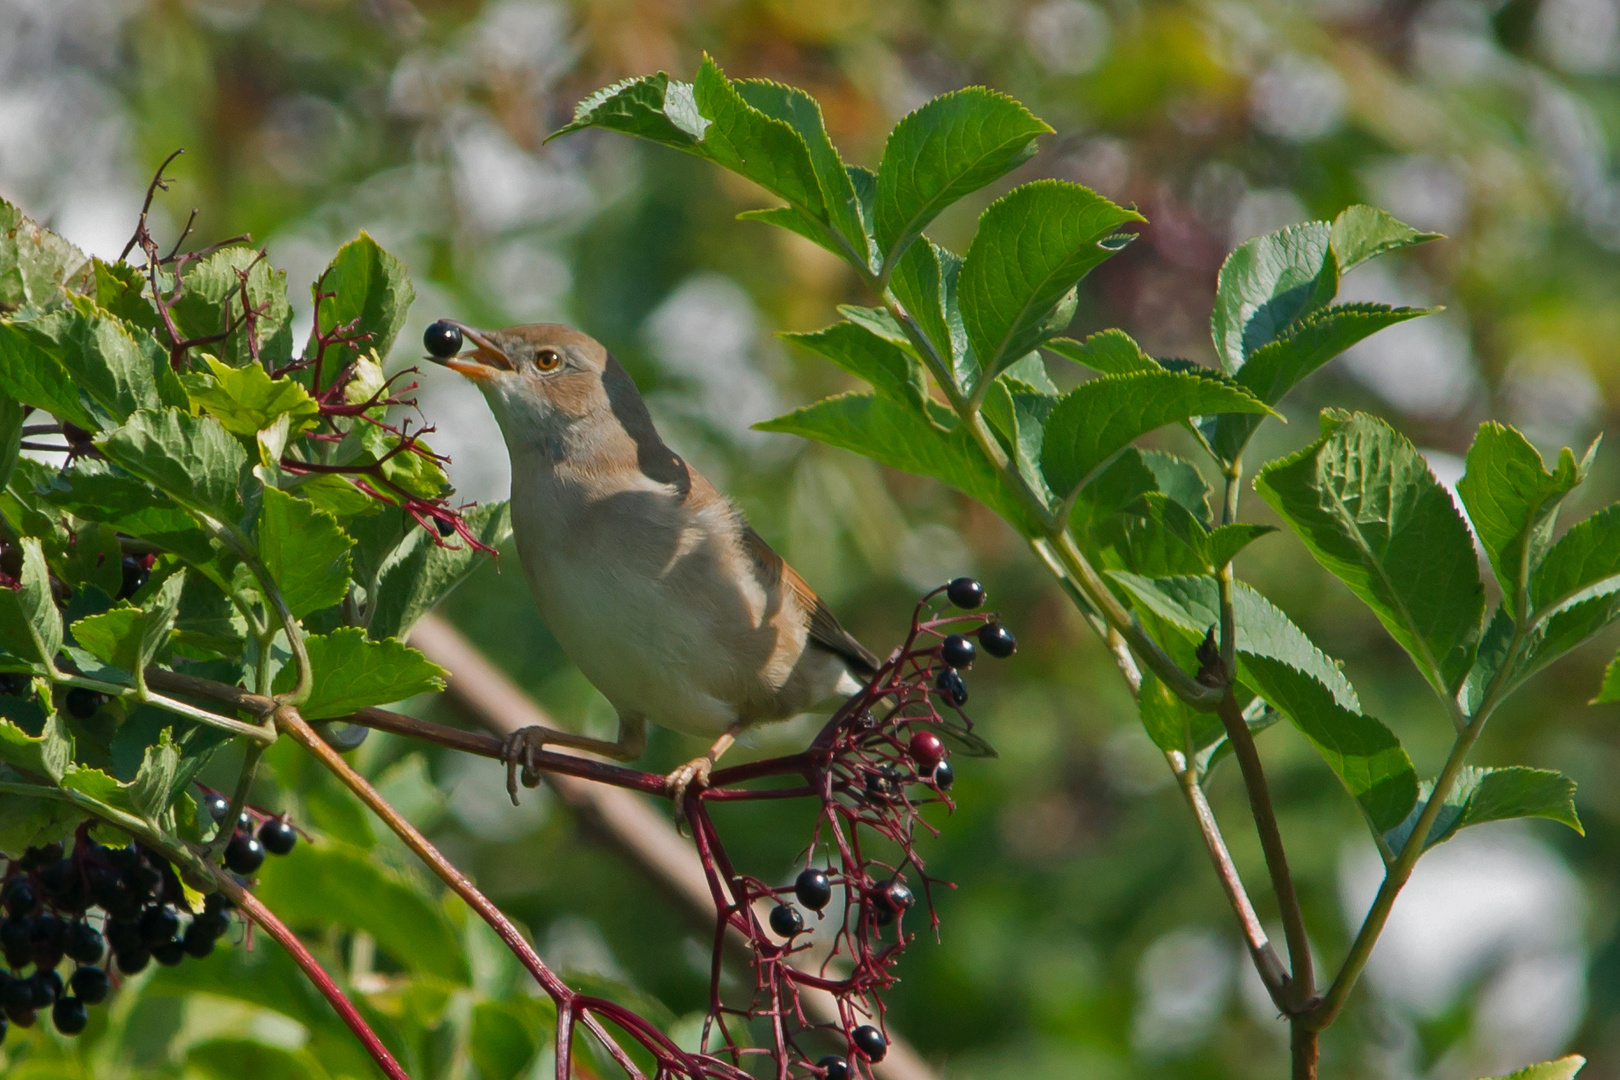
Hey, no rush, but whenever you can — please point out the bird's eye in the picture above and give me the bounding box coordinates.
[535,348,562,371]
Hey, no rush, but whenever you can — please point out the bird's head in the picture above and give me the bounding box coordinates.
[424,320,616,437]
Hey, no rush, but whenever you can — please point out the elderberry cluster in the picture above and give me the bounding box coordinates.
[932,576,1016,710]
[200,793,298,875]
[0,838,235,1043]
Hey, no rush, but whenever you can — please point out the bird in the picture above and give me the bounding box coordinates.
[423,319,880,813]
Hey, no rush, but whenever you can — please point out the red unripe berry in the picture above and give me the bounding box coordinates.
[908,731,946,769]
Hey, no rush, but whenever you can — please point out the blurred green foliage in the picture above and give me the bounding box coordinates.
[4,1,1620,1078]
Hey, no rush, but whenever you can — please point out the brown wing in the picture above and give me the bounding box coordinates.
[742,525,880,677]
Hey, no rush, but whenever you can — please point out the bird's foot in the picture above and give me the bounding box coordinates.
[501,726,549,806]
[665,756,715,832]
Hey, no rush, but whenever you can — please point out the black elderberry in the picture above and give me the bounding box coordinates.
[935,668,967,707]
[117,554,150,600]
[126,860,163,900]
[189,910,229,942]
[864,765,901,802]
[940,634,975,669]
[258,818,297,856]
[181,921,216,959]
[1,975,32,1012]
[768,904,803,938]
[202,793,230,823]
[945,577,985,609]
[1,919,32,968]
[794,869,832,912]
[423,320,463,359]
[885,882,915,914]
[64,923,103,965]
[19,843,60,869]
[63,687,104,720]
[36,858,70,896]
[31,914,64,971]
[52,995,87,1035]
[434,516,456,537]
[978,622,1016,658]
[153,941,184,967]
[69,966,108,1005]
[2,878,37,918]
[138,905,179,946]
[104,919,141,956]
[203,892,231,916]
[29,969,60,1007]
[933,759,955,791]
[5,1006,34,1028]
[0,673,27,697]
[225,833,266,875]
[851,1025,887,1062]
[817,1055,849,1080]
[114,945,150,975]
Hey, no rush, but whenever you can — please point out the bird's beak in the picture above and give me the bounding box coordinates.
[445,325,513,381]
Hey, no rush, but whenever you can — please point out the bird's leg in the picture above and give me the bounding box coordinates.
[665,724,742,824]
[502,714,648,806]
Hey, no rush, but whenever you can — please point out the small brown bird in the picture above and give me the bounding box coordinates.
[428,321,879,808]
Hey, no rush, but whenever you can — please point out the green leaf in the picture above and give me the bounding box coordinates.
[0,198,90,312]
[1457,766,1581,834]
[873,88,1052,271]
[307,233,413,366]
[368,501,510,640]
[169,246,293,367]
[1478,1058,1585,1080]
[734,78,869,267]
[1210,221,1336,374]
[1071,448,1209,533]
[470,998,556,1080]
[1044,329,1158,375]
[273,627,446,719]
[1111,572,1361,711]
[60,520,123,598]
[1206,523,1277,569]
[983,376,1057,505]
[1136,666,1224,755]
[1041,370,1270,502]
[90,258,162,334]
[756,392,1038,532]
[0,682,71,781]
[1531,503,1620,617]
[686,59,824,216]
[551,72,707,146]
[257,488,354,620]
[0,538,62,672]
[1458,423,1584,616]
[782,320,928,411]
[1246,654,1417,834]
[960,180,1142,379]
[186,1040,331,1080]
[1329,204,1441,274]
[1255,411,1484,697]
[183,355,320,437]
[889,239,977,392]
[14,299,168,425]
[98,408,248,524]
[36,457,218,564]
[1209,303,1436,461]
[251,838,469,982]
[70,571,185,687]
[0,789,82,856]
[0,320,102,431]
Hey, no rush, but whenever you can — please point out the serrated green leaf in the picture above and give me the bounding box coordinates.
[1041,370,1270,501]
[128,727,182,822]
[98,408,248,523]
[70,571,185,688]
[734,78,869,267]
[983,376,1057,505]
[306,232,413,368]
[756,392,1038,532]
[60,520,123,598]
[551,72,706,146]
[183,355,320,437]
[1211,221,1336,374]
[1136,666,1224,755]
[1531,503,1620,618]
[1206,523,1277,569]
[0,319,102,431]
[960,180,1142,379]
[687,59,825,215]
[0,393,18,494]
[1255,411,1484,697]
[91,258,162,334]
[1095,493,1212,577]
[1478,1057,1585,1080]
[1044,329,1158,375]
[37,458,217,564]
[16,298,168,425]
[1245,653,1417,834]
[257,487,353,620]
[1458,766,1581,834]
[1071,449,1212,536]
[0,682,71,781]
[0,789,83,856]
[890,239,977,392]
[0,538,62,672]
[782,320,928,411]
[368,501,509,640]
[1329,204,1441,274]
[273,627,446,719]
[0,198,90,312]
[170,245,293,367]
[1210,303,1436,461]
[1111,572,1361,711]
[1458,422,1583,616]
[873,88,1052,271]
